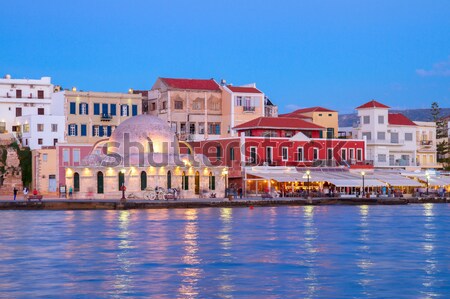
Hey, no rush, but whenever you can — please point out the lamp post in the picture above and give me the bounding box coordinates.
[306,170,311,198]
[361,171,366,197]
[425,171,430,195]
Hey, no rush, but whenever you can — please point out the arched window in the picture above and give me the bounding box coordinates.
[118,171,125,190]
[195,171,200,195]
[182,171,189,190]
[97,171,104,194]
[209,172,215,190]
[74,172,80,192]
[167,170,172,189]
[140,171,147,191]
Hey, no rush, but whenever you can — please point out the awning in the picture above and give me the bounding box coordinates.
[376,177,422,187]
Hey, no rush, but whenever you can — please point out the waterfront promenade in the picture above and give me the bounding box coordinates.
[0,195,448,210]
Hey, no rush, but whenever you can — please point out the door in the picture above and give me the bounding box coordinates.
[48,175,57,192]
[97,172,104,194]
[73,172,80,192]
[195,171,200,195]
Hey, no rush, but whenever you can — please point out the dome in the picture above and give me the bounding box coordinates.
[108,115,177,155]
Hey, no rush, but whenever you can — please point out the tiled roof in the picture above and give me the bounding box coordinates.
[388,113,417,126]
[233,117,325,130]
[226,85,262,94]
[133,90,148,97]
[288,106,337,113]
[160,77,221,91]
[356,100,390,109]
[279,112,313,119]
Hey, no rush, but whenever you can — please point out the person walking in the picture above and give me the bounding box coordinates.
[13,187,18,201]
[238,186,243,199]
[23,187,29,201]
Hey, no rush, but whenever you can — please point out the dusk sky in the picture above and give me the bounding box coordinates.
[1,0,449,113]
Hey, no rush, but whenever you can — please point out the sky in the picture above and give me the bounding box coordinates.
[0,0,449,114]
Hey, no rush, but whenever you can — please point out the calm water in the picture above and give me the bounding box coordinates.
[0,205,449,299]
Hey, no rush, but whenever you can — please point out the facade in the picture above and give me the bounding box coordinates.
[144,78,223,141]
[52,90,142,144]
[415,121,438,168]
[0,74,63,149]
[64,115,226,199]
[31,147,58,195]
[280,106,339,138]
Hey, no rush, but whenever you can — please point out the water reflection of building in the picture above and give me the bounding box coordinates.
[64,115,226,199]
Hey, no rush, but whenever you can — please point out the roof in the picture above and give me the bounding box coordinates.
[388,113,417,126]
[133,90,148,97]
[287,106,337,113]
[233,117,324,130]
[356,100,390,109]
[279,112,313,120]
[226,85,262,94]
[159,77,221,91]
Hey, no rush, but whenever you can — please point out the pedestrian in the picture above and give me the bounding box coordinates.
[238,186,243,199]
[23,187,29,201]
[13,187,18,201]
[69,186,73,199]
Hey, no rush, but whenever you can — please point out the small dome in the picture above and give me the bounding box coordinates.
[108,115,177,155]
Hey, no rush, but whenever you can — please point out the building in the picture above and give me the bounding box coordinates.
[144,77,223,141]
[0,74,64,149]
[64,115,226,199]
[415,121,438,168]
[52,90,142,144]
[352,100,439,169]
[31,146,58,195]
[280,106,339,138]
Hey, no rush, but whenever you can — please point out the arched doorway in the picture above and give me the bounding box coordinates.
[167,171,172,189]
[74,172,80,192]
[182,171,188,190]
[97,171,104,194]
[140,171,147,190]
[209,172,215,190]
[195,171,200,195]
[118,171,125,190]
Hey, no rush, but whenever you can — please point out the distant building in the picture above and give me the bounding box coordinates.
[0,74,64,149]
[280,106,339,138]
[415,121,438,168]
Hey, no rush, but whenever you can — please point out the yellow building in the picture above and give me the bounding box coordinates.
[31,146,58,196]
[52,90,142,144]
[280,106,338,138]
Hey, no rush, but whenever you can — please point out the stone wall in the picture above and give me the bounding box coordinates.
[0,146,23,196]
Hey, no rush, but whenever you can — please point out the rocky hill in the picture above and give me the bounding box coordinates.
[339,108,450,127]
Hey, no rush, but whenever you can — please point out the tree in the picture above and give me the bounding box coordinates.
[430,102,447,139]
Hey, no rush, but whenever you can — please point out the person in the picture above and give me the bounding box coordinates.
[13,187,18,201]
[23,187,29,201]
[238,186,243,199]
[69,186,73,199]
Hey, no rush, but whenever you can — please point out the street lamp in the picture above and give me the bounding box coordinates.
[361,171,366,197]
[425,171,430,195]
[305,170,311,198]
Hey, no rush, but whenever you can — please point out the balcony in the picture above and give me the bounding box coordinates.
[243,106,256,112]
[420,140,433,146]
[100,113,112,121]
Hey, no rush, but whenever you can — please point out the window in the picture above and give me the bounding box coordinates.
[363,116,370,124]
[249,147,257,164]
[167,171,172,189]
[235,96,242,106]
[162,101,167,110]
[189,123,195,135]
[326,128,334,139]
[378,115,384,124]
[349,148,355,160]
[357,149,363,161]
[297,147,304,161]
[38,108,44,115]
[102,103,108,115]
[199,123,205,134]
[23,124,30,133]
[38,138,43,145]
[209,172,215,190]
[182,172,189,190]
[53,138,58,146]
[16,89,22,98]
[81,124,87,136]
[42,154,48,162]
[103,126,108,137]
[37,90,44,99]
[341,149,347,161]
[151,102,156,111]
[327,148,333,160]
[68,124,77,136]
[110,104,117,116]
[193,100,202,110]
[328,113,332,116]
[51,124,58,132]
[210,100,220,111]
[180,123,186,134]
[70,102,76,114]
[266,147,273,163]
[80,103,88,115]
[118,172,125,190]
[174,101,183,110]
[362,132,372,140]
[37,124,44,132]
[208,123,221,135]
[377,132,385,140]
[391,132,399,144]
[378,154,386,162]
[313,148,319,160]
[121,104,129,116]
[93,125,99,137]
[132,104,138,116]
[140,171,147,191]
[282,147,288,161]
[16,107,22,117]
[94,103,100,115]
[230,147,235,161]
[216,146,222,160]
[405,133,413,141]
[318,113,323,116]
[63,149,69,163]
[73,149,80,163]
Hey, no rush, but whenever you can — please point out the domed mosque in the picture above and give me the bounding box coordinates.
[65,115,226,199]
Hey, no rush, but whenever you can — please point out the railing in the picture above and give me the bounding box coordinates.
[100,113,112,121]
[243,106,256,112]
[420,140,433,146]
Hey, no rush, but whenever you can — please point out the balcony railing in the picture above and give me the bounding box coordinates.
[100,113,112,121]
[243,106,256,112]
[420,140,433,146]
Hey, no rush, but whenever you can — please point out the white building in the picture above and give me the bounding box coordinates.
[352,100,438,170]
[415,121,438,168]
[0,74,64,149]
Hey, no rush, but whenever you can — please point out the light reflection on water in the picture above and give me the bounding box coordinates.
[0,205,449,298]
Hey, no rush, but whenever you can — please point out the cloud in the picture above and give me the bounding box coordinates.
[416,56,450,77]
[284,104,302,111]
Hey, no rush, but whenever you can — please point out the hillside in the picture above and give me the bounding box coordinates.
[339,108,450,127]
